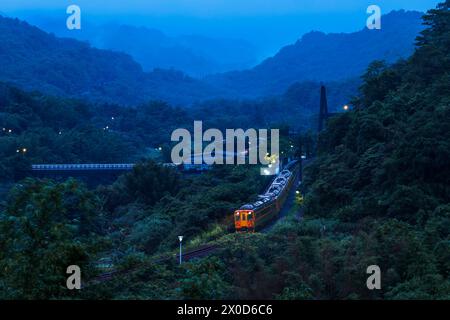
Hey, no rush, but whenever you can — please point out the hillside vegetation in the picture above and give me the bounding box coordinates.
[0,16,221,106]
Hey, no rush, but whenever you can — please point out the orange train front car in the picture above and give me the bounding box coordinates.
[234,210,255,232]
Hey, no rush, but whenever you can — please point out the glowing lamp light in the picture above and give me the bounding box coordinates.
[343,105,349,111]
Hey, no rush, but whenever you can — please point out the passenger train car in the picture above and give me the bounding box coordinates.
[234,161,299,232]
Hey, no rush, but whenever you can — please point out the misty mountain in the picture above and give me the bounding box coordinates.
[0,10,425,109]
[206,10,425,98]
[12,15,258,77]
[94,25,258,77]
[0,16,223,106]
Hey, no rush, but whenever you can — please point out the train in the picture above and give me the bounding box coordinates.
[234,161,299,232]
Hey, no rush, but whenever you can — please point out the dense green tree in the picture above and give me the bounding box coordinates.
[177,257,232,299]
[0,179,105,299]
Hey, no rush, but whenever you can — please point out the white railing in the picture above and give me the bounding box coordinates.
[31,162,211,172]
[31,164,136,171]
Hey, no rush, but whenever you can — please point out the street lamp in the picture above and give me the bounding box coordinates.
[178,236,183,265]
[343,105,349,111]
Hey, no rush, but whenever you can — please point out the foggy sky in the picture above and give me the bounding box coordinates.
[1,0,442,57]
[2,0,441,16]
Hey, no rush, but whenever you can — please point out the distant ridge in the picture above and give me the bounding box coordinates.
[205,10,425,98]
[8,14,258,78]
[0,16,223,106]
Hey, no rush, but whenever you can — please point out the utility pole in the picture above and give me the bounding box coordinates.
[178,236,183,265]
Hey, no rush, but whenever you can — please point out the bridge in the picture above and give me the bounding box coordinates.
[27,162,208,186]
[30,163,207,176]
[31,163,136,171]
[29,150,249,174]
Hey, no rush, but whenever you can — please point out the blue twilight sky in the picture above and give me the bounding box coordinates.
[0,0,442,56]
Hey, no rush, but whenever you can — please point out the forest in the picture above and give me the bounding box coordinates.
[0,2,449,300]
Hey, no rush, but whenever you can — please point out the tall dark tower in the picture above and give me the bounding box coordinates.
[318,84,329,132]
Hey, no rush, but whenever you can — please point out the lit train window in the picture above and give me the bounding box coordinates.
[235,213,240,221]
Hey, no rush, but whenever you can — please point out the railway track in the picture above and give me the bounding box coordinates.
[177,244,220,261]
[86,244,220,286]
